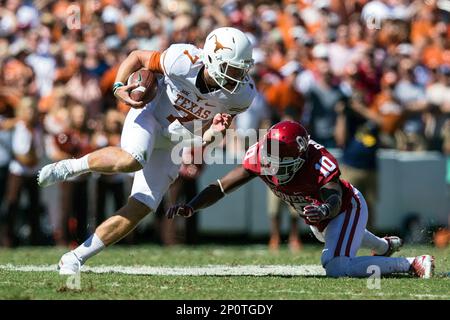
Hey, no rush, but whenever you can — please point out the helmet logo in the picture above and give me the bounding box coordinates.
[296,136,308,152]
[212,35,232,53]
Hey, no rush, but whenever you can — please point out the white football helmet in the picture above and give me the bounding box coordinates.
[203,27,254,94]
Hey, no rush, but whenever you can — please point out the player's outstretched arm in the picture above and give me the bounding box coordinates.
[113,50,163,107]
[166,165,255,219]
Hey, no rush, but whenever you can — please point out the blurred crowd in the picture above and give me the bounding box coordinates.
[0,0,449,248]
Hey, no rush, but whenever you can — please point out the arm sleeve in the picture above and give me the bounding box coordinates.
[147,51,163,74]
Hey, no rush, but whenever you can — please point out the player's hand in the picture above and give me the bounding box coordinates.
[114,83,144,108]
[210,113,232,133]
[302,204,329,223]
[166,204,194,219]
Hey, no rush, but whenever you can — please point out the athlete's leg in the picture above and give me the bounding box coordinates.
[361,229,387,253]
[57,196,151,275]
[87,146,142,173]
[58,146,180,274]
[320,189,414,278]
[87,196,150,246]
[38,108,157,187]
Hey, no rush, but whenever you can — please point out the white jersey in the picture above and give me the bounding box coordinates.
[148,43,256,134]
[121,43,256,211]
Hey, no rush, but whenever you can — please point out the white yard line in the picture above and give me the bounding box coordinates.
[1,264,448,299]
[0,264,326,276]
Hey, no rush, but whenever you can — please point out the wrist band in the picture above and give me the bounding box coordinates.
[112,82,124,94]
[217,179,226,195]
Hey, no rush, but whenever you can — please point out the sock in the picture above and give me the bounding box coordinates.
[326,256,413,278]
[72,233,105,264]
[361,229,388,255]
[67,154,90,175]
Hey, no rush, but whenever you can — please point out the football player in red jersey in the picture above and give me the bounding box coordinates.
[167,121,435,278]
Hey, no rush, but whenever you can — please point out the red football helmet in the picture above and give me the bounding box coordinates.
[260,121,309,184]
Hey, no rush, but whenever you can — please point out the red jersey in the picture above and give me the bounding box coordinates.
[243,139,354,231]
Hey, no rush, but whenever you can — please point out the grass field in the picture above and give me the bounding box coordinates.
[0,244,449,300]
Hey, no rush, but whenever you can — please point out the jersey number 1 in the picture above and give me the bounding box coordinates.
[315,156,336,178]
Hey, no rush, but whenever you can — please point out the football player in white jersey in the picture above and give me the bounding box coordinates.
[37,27,256,274]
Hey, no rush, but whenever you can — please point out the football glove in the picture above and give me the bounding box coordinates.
[302,204,330,223]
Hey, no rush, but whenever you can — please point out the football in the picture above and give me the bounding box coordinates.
[127,68,158,105]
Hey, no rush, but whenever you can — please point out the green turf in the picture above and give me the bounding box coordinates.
[0,244,448,299]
